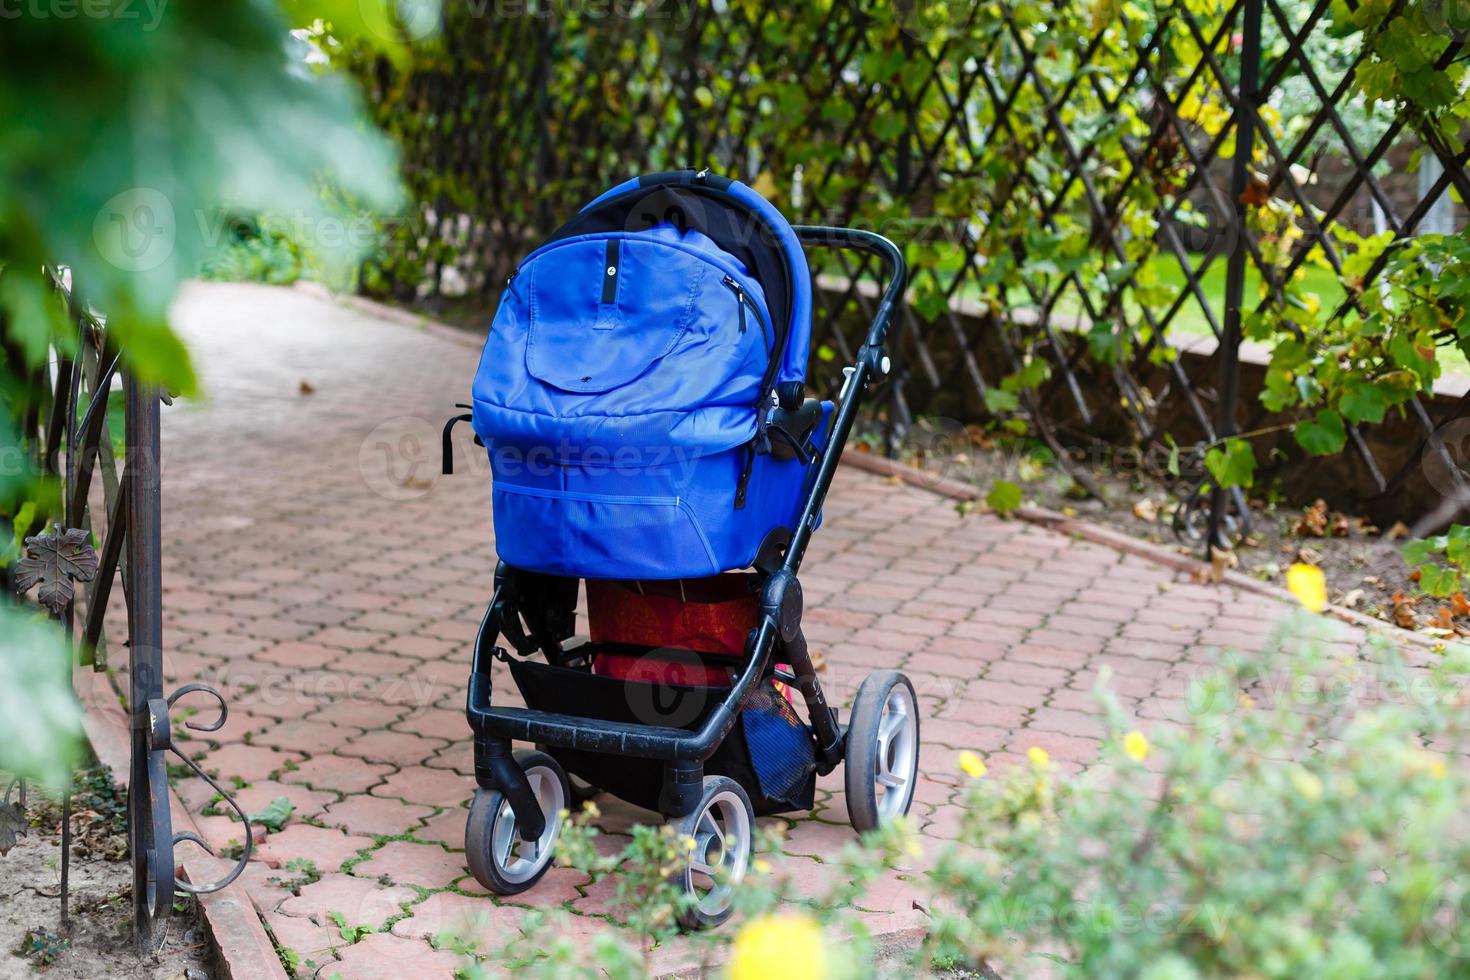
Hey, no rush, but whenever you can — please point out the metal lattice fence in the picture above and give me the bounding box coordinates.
[347,0,1470,543]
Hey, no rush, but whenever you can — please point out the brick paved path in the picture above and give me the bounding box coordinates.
[145,282,1373,978]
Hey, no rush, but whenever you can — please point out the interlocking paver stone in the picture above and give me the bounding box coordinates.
[255,825,375,872]
[323,795,436,837]
[157,282,1382,975]
[279,874,419,930]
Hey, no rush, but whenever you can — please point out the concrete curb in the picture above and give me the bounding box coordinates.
[841,450,1440,651]
[76,671,288,980]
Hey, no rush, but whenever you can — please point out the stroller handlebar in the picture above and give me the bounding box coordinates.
[792,225,907,349]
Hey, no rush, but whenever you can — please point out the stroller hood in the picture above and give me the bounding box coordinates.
[470,171,811,459]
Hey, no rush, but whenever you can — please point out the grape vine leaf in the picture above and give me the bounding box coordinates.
[13,527,99,616]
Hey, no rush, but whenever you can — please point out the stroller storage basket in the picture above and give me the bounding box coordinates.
[507,653,815,816]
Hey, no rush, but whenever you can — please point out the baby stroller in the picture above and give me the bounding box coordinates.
[441,170,920,928]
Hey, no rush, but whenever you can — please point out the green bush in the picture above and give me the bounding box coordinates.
[923,616,1470,977]
[460,615,1470,979]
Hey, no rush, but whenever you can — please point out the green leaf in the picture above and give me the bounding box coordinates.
[1418,563,1461,598]
[1340,382,1388,425]
[1403,537,1442,567]
[0,603,84,789]
[1204,439,1257,489]
[1294,410,1348,456]
[983,388,1021,414]
[249,796,296,833]
[986,479,1023,516]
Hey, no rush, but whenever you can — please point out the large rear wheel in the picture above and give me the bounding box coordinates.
[844,670,920,833]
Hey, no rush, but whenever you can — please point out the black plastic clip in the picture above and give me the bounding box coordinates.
[442,403,474,475]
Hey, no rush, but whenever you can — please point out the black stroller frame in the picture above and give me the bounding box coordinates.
[454,226,914,927]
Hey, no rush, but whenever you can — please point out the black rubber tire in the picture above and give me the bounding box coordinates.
[464,749,570,895]
[844,670,921,833]
[669,776,755,931]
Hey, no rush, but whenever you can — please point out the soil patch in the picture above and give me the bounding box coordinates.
[0,771,213,980]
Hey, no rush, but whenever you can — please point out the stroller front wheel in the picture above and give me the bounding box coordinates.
[464,749,569,895]
[670,776,754,931]
[845,670,921,833]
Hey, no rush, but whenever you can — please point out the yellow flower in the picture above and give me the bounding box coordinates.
[958,750,987,779]
[752,858,772,875]
[1123,731,1150,762]
[1286,563,1328,613]
[728,913,827,980]
[1027,746,1050,770]
[1290,767,1323,802]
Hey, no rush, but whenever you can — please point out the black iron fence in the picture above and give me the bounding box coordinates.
[4,276,250,950]
[348,0,1470,544]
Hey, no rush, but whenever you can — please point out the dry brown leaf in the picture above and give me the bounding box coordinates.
[1133,498,1160,523]
[1452,592,1470,618]
[1391,590,1419,629]
[1386,521,1410,540]
[809,649,827,672]
[1330,514,1352,538]
[1192,546,1238,584]
[1292,499,1329,537]
[299,379,316,395]
[1339,588,1364,609]
[1435,606,1457,631]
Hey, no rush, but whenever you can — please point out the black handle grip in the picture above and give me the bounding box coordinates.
[791,225,907,347]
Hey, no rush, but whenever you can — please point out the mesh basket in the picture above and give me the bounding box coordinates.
[507,653,815,815]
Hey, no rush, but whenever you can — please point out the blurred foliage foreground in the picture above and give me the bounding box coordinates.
[467,612,1470,980]
[0,1,411,785]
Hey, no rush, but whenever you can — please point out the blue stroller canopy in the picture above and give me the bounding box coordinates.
[468,171,828,579]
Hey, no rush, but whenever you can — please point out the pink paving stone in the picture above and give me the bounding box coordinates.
[264,912,343,977]
[349,840,476,890]
[394,708,469,741]
[204,743,305,782]
[308,700,410,731]
[228,779,338,821]
[465,864,590,908]
[422,741,473,776]
[337,730,449,767]
[414,807,467,850]
[250,718,360,754]
[390,892,529,948]
[254,824,375,872]
[194,814,268,853]
[323,795,436,838]
[330,933,468,980]
[279,874,419,930]
[255,640,345,669]
[372,765,475,808]
[280,755,393,795]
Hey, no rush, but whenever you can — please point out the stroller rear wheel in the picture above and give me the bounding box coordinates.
[670,776,754,931]
[465,749,569,895]
[845,670,920,833]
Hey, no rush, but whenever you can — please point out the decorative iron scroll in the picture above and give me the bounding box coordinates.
[7,276,252,950]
